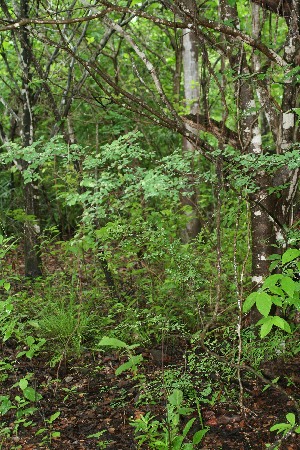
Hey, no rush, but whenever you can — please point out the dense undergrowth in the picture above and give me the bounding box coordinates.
[1,230,300,448]
[0,134,300,449]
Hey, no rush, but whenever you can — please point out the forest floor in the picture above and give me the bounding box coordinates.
[1,341,300,450]
[1,247,300,449]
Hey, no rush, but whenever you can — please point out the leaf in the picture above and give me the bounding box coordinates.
[115,354,143,375]
[3,282,10,291]
[243,292,258,312]
[51,431,61,438]
[182,418,196,438]
[280,277,296,298]
[168,389,183,407]
[0,396,13,415]
[270,423,290,433]
[98,336,129,349]
[172,435,184,449]
[23,387,42,402]
[19,378,28,390]
[271,296,282,307]
[286,413,296,426]
[272,316,291,333]
[260,319,273,338]
[193,428,209,444]
[49,411,60,423]
[282,248,300,265]
[256,292,272,317]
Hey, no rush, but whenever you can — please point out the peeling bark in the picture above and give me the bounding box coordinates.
[181,0,201,242]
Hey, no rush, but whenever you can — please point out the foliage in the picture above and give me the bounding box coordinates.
[243,249,300,337]
[131,389,208,449]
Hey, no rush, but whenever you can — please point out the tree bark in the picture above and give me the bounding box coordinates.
[181,0,201,243]
[19,0,42,277]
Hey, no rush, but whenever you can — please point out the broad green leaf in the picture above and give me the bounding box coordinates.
[193,428,209,444]
[286,413,296,426]
[0,396,13,415]
[280,277,296,297]
[260,320,273,338]
[271,296,282,307]
[262,274,283,289]
[256,292,272,317]
[51,431,61,438]
[172,435,184,449]
[23,387,42,402]
[168,389,183,407]
[243,292,258,312]
[282,248,300,265]
[115,354,143,375]
[272,316,291,333]
[98,336,128,349]
[19,378,28,390]
[3,282,10,291]
[178,406,193,416]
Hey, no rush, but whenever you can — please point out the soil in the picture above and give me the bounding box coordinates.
[1,246,300,449]
[1,343,300,450]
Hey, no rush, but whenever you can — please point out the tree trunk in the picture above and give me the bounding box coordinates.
[19,0,42,277]
[181,0,201,242]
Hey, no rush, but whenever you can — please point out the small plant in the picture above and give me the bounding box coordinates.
[243,248,300,337]
[36,299,90,361]
[87,430,112,448]
[131,388,208,449]
[97,336,143,376]
[0,375,42,437]
[35,411,61,445]
[16,335,46,359]
[266,413,300,449]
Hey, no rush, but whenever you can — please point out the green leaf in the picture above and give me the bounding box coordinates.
[23,387,42,402]
[115,354,143,375]
[19,378,28,390]
[272,316,291,333]
[280,277,296,297]
[193,428,209,444]
[270,423,290,433]
[286,413,296,426]
[260,319,273,338]
[51,431,61,438]
[256,292,272,317]
[243,292,258,312]
[282,248,300,265]
[168,389,183,407]
[98,336,129,349]
[49,411,60,423]
[0,396,13,415]
[271,296,282,307]
[172,435,184,449]
[35,428,47,435]
[182,418,196,438]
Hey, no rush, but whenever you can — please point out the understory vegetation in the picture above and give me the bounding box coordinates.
[0,0,300,448]
[0,132,300,449]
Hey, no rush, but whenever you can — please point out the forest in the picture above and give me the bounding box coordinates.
[0,0,300,448]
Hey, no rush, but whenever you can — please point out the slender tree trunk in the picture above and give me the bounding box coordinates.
[19,0,42,277]
[181,0,201,242]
